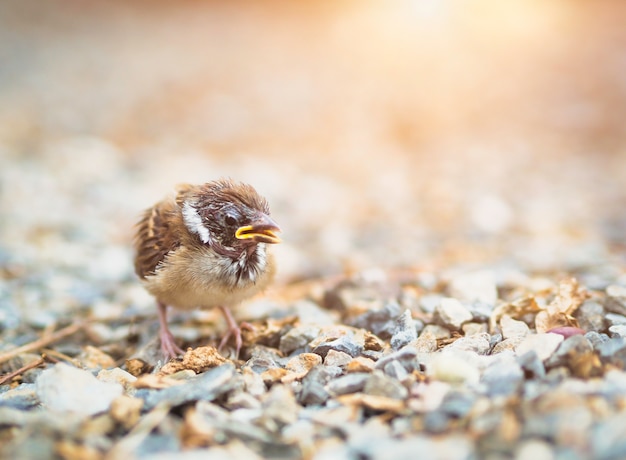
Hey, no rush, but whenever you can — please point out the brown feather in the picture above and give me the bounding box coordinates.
[133,196,182,279]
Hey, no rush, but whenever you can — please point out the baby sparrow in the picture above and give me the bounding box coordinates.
[133,179,281,359]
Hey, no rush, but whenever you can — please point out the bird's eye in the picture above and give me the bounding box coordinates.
[224,215,238,226]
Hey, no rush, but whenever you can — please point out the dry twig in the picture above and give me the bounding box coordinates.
[0,322,86,365]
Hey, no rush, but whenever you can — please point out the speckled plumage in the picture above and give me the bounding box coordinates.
[133,179,280,358]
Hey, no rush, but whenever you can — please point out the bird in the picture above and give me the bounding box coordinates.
[133,179,281,359]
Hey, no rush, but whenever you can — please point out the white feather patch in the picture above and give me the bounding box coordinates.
[182,201,210,243]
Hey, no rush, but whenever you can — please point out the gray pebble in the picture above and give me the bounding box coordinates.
[545,335,593,369]
[444,333,491,355]
[298,366,339,405]
[326,373,369,396]
[585,331,610,349]
[374,346,419,373]
[481,355,524,396]
[141,363,238,410]
[575,300,606,332]
[605,285,626,316]
[279,326,321,355]
[363,371,408,400]
[390,309,418,350]
[0,383,39,410]
[383,360,410,384]
[36,363,123,415]
[517,350,546,379]
[310,333,364,358]
[439,390,476,418]
[609,324,626,338]
[605,312,626,326]
[349,300,402,338]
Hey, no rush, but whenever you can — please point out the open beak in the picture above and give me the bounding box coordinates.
[235,214,281,244]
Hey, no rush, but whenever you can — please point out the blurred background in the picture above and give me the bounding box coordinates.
[1,0,626,306]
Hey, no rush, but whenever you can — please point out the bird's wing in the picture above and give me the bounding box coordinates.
[133,197,183,279]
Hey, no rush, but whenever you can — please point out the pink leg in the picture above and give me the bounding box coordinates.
[218,306,254,358]
[158,302,184,359]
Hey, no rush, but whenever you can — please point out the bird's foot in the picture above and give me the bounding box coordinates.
[160,327,185,360]
[218,306,255,358]
[158,302,184,360]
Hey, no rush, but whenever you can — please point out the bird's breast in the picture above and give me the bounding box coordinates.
[143,244,274,311]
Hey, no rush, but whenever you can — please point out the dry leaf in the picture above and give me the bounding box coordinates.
[536,278,588,333]
[490,295,541,332]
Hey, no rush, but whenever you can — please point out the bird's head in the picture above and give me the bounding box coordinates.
[181,179,281,257]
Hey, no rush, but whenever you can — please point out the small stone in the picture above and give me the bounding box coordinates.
[500,315,529,339]
[279,326,321,355]
[390,309,418,350]
[605,313,626,326]
[515,439,556,460]
[492,336,525,354]
[261,368,289,385]
[141,363,238,410]
[609,325,626,338]
[434,298,473,330]
[426,351,481,385]
[515,333,564,361]
[282,353,322,383]
[597,338,626,370]
[97,368,137,392]
[36,363,123,415]
[410,335,438,353]
[375,347,419,373]
[241,368,267,397]
[545,334,593,369]
[364,371,408,400]
[605,285,626,316]
[110,395,143,429]
[444,333,491,355]
[349,300,402,338]
[363,331,385,352]
[0,384,39,410]
[462,322,488,336]
[261,384,299,426]
[439,390,475,418]
[585,331,609,349]
[309,327,365,358]
[326,373,370,396]
[324,350,353,368]
[575,300,606,332]
[298,365,342,405]
[420,324,452,340]
[517,350,546,379]
[286,353,323,374]
[346,357,376,373]
[383,360,410,384]
[481,354,524,396]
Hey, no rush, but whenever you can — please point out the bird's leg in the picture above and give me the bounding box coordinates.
[157,302,185,359]
[218,306,254,358]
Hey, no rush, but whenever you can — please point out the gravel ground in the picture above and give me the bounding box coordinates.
[2,1,626,459]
